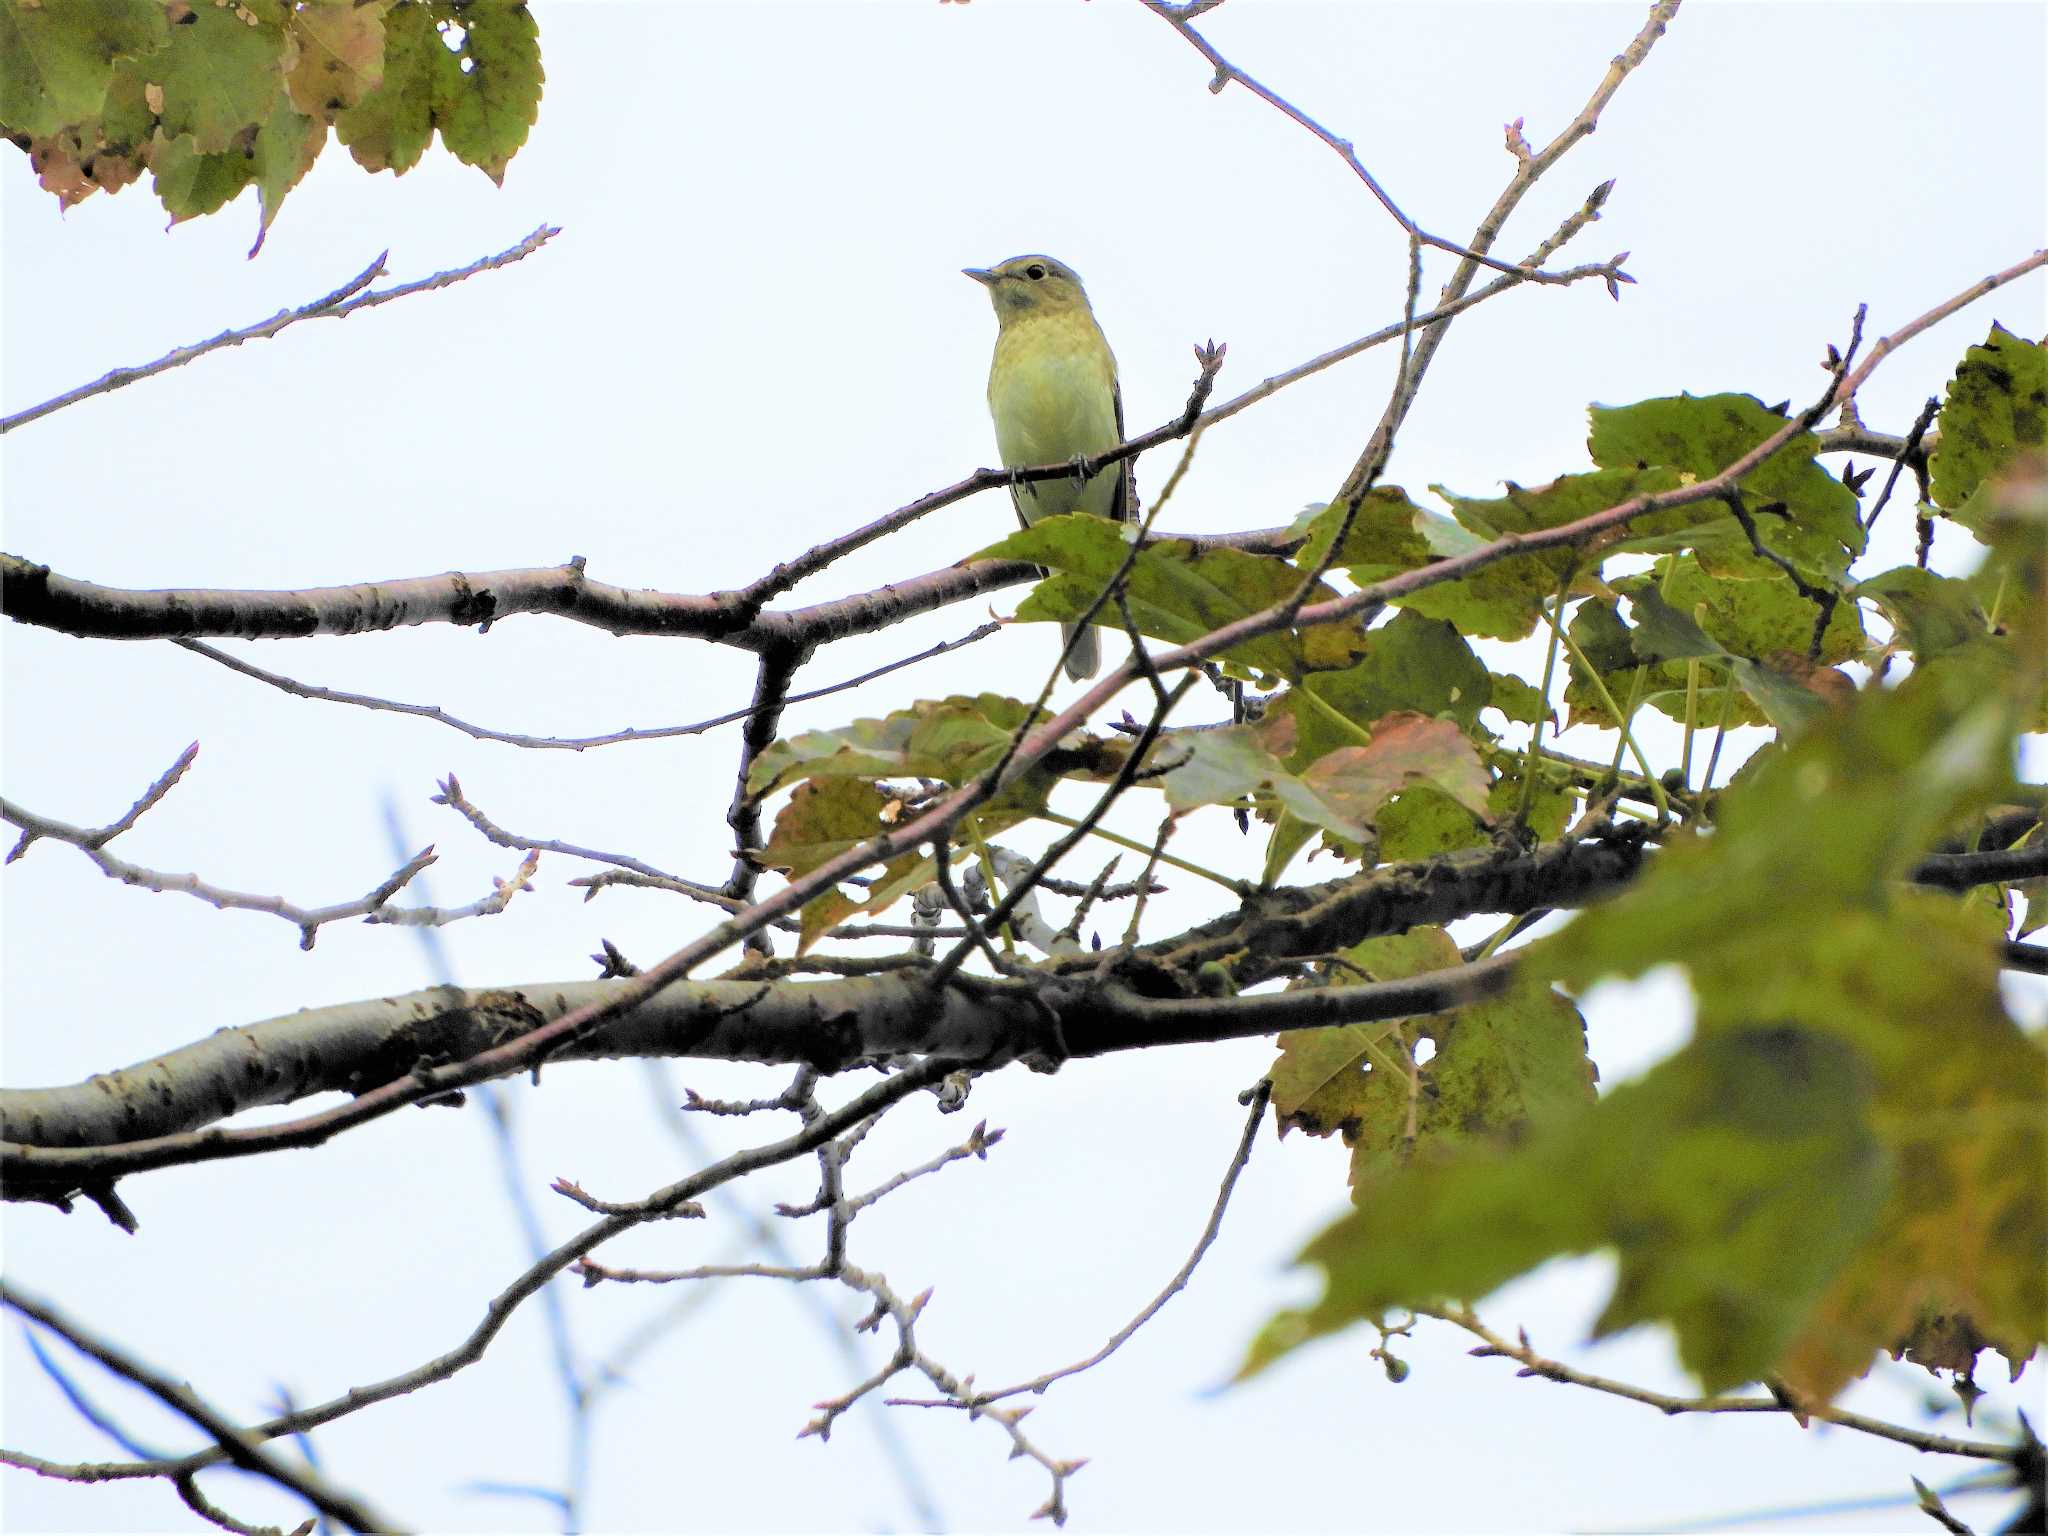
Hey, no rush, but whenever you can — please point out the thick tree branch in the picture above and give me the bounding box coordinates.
[0,829,1647,1188]
[10,808,2036,1197]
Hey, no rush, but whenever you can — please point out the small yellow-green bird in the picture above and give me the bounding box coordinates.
[965,254,1132,681]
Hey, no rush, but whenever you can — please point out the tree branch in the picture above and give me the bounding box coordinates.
[0,225,559,435]
[1422,1304,2030,1465]
[1,1282,396,1531]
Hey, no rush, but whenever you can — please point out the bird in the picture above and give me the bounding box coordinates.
[965,254,1133,681]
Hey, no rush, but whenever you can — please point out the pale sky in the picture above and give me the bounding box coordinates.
[4,3,2045,1533]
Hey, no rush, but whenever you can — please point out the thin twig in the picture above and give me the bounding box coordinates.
[1862,395,1942,536]
[172,624,999,752]
[1142,3,1634,285]
[1,1282,396,1532]
[891,1081,1271,1409]
[1423,1305,2028,1464]
[1,226,559,434]
[14,1062,958,1487]
[845,1120,1004,1216]
[0,755,533,950]
[433,773,692,886]
[1329,1,1677,504]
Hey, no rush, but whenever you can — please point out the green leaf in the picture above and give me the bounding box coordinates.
[249,93,324,254]
[1393,557,1568,642]
[151,1,289,154]
[1159,713,1361,835]
[1439,467,1690,551]
[1929,323,2048,516]
[757,778,893,879]
[149,125,253,221]
[1287,611,1491,767]
[1387,469,1687,642]
[334,1,435,173]
[747,693,1039,797]
[1247,1026,1879,1393]
[1622,587,1832,732]
[984,515,1370,682]
[1560,596,1641,729]
[428,0,541,184]
[795,850,929,957]
[1345,971,1596,1187]
[1547,639,2022,993]
[1589,393,1864,583]
[1855,566,1993,660]
[1270,928,1464,1139]
[1564,557,1866,731]
[0,0,166,139]
[1374,784,1489,862]
[1488,767,1574,842]
[1260,809,1320,888]
[1291,486,1434,575]
[1756,899,2046,1399]
[756,781,941,956]
[1538,626,2043,1392]
[1484,671,1551,728]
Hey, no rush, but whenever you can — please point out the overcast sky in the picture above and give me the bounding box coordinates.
[4,3,2045,1533]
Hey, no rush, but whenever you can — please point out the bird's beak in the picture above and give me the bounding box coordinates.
[962,267,997,286]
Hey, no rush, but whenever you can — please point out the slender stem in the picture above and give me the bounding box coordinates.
[1701,665,1741,790]
[1516,579,1571,828]
[1680,658,1701,796]
[1548,604,1670,820]
[1036,810,1241,892]
[1294,680,1376,748]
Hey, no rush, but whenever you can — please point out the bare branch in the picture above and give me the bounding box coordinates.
[893,1081,1270,1409]
[170,624,994,751]
[9,1061,958,1486]
[845,1119,1004,1216]
[1140,1,1656,286]
[0,226,559,435]
[1331,0,1679,503]
[1422,1304,2030,1465]
[724,644,809,926]
[1,752,531,949]
[1861,395,1942,538]
[0,1282,396,1532]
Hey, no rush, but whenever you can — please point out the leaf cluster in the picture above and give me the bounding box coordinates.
[1,0,542,253]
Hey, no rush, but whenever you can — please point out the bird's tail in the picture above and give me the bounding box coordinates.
[1062,622,1099,681]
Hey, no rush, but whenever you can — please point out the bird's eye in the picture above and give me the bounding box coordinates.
[1025,264,1047,281]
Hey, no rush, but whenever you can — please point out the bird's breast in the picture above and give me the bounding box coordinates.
[987,321,1119,462]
